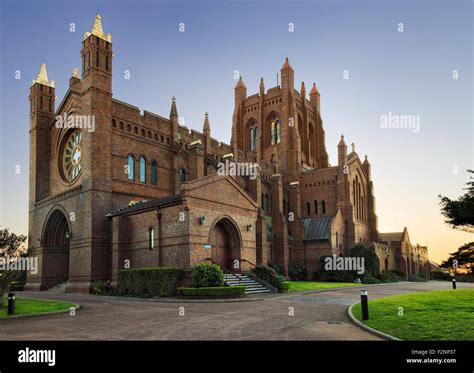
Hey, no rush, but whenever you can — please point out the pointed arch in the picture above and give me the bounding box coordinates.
[265,111,280,148]
[139,156,146,183]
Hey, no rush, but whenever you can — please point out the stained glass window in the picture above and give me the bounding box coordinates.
[63,129,82,181]
[139,156,146,183]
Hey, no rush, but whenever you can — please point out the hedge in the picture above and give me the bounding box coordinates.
[191,262,224,288]
[251,265,290,292]
[117,267,182,297]
[178,286,245,298]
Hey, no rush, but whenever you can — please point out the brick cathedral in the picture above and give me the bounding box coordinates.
[26,15,430,292]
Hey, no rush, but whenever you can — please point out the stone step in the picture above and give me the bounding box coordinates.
[223,274,271,294]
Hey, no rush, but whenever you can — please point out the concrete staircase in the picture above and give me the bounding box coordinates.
[47,282,68,293]
[224,273,270,294]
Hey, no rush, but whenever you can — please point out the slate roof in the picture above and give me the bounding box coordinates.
[379,232,403,242]
[303,216,333,240]
[106,194,182,218]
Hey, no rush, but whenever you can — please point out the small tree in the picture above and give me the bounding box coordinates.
[439,169,474,232]
[0,229,27,308]
[350,244,380,277]
[440,242,474,274]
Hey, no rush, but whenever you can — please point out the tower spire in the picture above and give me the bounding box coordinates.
[32,63,54,87]
[84,13,111,42]
[170,96,178,118]
[203,112,210,132]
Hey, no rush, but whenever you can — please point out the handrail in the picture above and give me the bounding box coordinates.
[205,258,243,286]
[230,258,257,272]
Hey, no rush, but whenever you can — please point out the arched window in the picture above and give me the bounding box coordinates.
[307,202,311,216]
[127,124,131,132]
[322,200,326,214]
[249,123,258,151]
[127,155,134,181]
[112,119,116,128]
[276,119,281,144]
[148,227,155,250]
[271,120,276,145]
[314,200,318,214]
[270,117,281,145]
[151,161,158,184]
[139,156,146,183]
[179,168,187,184]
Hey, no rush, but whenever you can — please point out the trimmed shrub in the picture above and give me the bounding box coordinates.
[350,244,380,277]
[288,262,306,281]
[91,280,114,295]
[377,270,401,283]
[178,286,245,298]
[191,262,224,288]
[389,268,405,278]
[361,277,381,284]
[431,270,452,281]
[252,265,288,292]
[408,274,427,282]
[267,261,284,276]
[318,255,357,282]
[117,267,182,297]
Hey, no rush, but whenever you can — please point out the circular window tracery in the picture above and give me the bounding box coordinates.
[63,129,82,181]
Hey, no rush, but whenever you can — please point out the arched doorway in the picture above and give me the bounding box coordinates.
[209,218,241,270]
[42,209,70,289]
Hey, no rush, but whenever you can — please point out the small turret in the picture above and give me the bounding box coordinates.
[337,134,347,168]
[259,77,265,96]
[280,57,294,89]
[300,81,306,99]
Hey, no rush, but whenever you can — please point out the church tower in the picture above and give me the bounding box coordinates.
[29,63,55,209]
[231,58,329,177]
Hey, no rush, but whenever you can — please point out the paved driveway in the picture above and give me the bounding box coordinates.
[1,281,471,340]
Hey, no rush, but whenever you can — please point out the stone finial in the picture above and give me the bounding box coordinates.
[84,14,111,42]
[32,63,54,87]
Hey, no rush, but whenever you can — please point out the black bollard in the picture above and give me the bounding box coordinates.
[7,292,15,316]
[360,290,369,320]
[452,278,456,289]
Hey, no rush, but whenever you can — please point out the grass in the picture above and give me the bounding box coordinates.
[0,296,75,318]
[352,289,474,340]
[289,281,360,292]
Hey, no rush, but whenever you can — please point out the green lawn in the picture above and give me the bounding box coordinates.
[0,297,75,318]
[352,289,474,340]
[289,281,360,292]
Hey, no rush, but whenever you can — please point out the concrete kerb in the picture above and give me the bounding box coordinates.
[0,297,80,321]
[347,302,401,341]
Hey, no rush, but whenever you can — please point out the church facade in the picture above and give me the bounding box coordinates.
[26,15,430,292]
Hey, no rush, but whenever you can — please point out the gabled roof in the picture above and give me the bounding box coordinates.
[303,216,333,240]
[379,232,403,242]
[106,194,182,218]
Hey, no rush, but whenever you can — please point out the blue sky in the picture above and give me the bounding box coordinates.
[0,0,472,262]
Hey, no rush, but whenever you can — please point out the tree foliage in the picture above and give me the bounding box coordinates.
[439,169,474,232]
[0,229,27,307]
[440,242,474,274]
